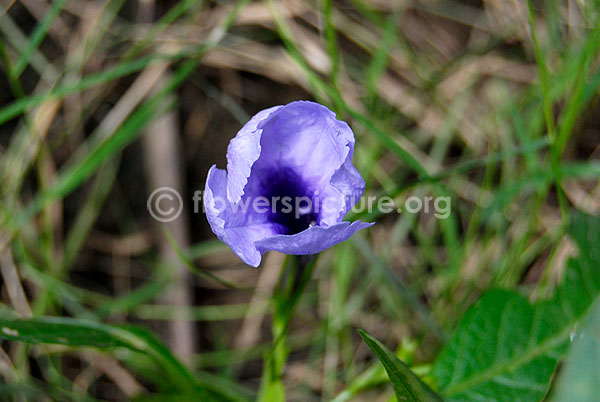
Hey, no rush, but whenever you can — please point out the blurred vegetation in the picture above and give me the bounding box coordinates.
[0,0,599,401]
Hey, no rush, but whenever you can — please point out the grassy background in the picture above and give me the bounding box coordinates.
[0,0,599,400]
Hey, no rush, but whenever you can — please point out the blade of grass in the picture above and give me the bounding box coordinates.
[352,235,445,341]
[13,0,66,77]
[61,160,120,270]
[322,0,340,90]
[526,0,568,223]
[124,0,205,59]
[555,27,600,155]
[265,0,430,178]
[0,38,25,98]
[10,61,190,228]
[162,228,241,290]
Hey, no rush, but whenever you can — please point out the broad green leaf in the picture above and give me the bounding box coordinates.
[358,329,443,402]
[551,297,600,402]
[432,212,600,401]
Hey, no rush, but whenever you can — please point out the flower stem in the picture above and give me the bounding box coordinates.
[258,254,318,402]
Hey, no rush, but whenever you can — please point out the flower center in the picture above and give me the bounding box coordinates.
[263,168,319,235]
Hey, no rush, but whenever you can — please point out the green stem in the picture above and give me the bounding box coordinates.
[258,255,318,402]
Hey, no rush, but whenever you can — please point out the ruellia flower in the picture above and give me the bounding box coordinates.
[204,101,373,267]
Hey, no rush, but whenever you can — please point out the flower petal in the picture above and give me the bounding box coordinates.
[204,165,282,267]
[241,101,364,225]
[204,101,373,267]
[329,157,366,221]
[255,221,374,256]
[226,106,282,205]
[251,101,351,190]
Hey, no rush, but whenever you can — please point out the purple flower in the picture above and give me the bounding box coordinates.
[204,101,373,267]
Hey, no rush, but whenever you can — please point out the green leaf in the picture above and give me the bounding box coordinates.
[358,329,443,402]
[0,317,253,401]
[432,211,600,401]
[551,297,600,402]
[0,317,196,389]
